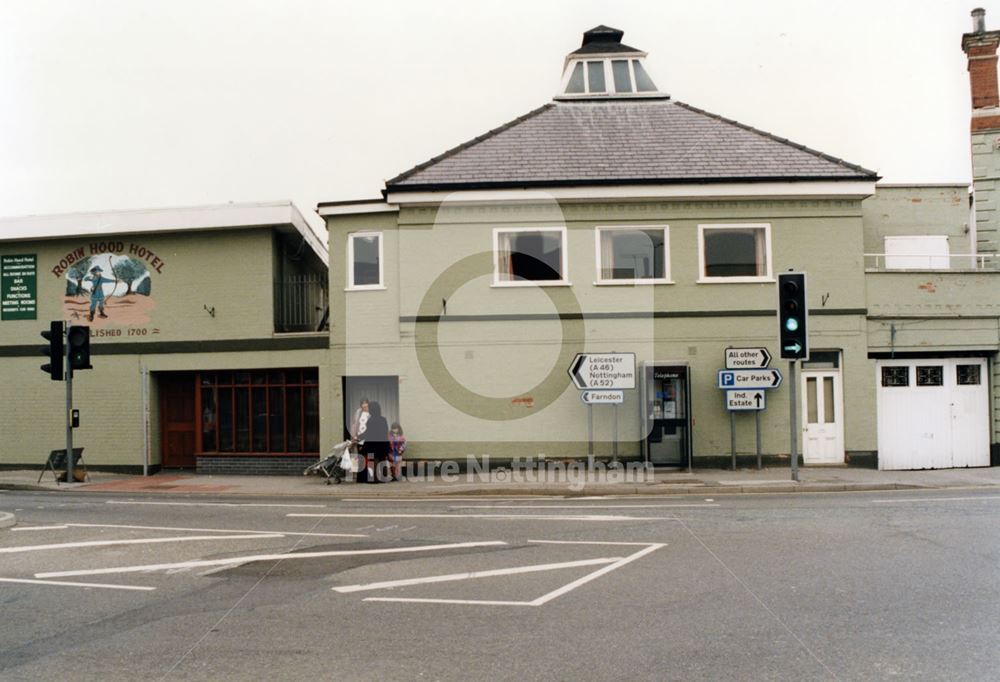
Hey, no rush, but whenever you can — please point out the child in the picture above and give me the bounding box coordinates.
[388,422,407,481]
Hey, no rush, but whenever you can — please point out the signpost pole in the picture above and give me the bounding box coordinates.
[612,403,619,463]
[65,326,73,484]
[587,403,594,471]
[789,360,799,482]
[755,410,762,470]
[730,411,736,471]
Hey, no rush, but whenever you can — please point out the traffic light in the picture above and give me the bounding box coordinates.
[67,325,92,371]
[40,321,65,381]
[778,272,808,360]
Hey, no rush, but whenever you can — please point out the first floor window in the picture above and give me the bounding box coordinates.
[494,229,566,284]
[699,224,771,280]
[199,368,319,454]
[881,366,909,387]
[348,232,382,288]
[597,226,668,282]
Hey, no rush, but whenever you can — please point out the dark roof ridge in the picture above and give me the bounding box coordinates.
[386,103,557,188]
[672,100,879,179]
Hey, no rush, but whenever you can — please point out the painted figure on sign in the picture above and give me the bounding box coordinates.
[84,265,114,321]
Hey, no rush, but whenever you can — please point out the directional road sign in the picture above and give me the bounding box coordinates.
[568,352,636,390]
[716,368,783,390]
[725,390,765,411]
[580,390,625,405]
[724,347,772,370]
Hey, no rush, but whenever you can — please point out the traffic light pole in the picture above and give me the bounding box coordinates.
[65,331,74,484]
[788,359,798,482]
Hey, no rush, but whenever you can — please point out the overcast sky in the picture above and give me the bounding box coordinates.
[1,0,995,234]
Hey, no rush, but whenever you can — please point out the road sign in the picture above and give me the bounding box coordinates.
[726,390,765,411]
[568,352,636,390]
[580,390,625,405]
[725,347,771,369]
[717,369,783,389]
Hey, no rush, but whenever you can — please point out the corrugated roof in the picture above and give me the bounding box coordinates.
[386,99,877,192]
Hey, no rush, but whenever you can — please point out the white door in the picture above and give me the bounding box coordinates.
[876,359,990,470]
[801,369,844,464]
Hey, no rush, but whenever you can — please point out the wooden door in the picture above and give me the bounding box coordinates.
[161,373,196,468]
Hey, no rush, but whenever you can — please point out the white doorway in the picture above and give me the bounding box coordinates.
[800,365,845,464]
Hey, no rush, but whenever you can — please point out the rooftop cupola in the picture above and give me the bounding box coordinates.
[555,25,667,100]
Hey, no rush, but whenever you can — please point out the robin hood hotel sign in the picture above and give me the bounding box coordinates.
[51,241,165,334]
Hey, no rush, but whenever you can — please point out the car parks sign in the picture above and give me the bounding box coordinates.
[717,369,782,389]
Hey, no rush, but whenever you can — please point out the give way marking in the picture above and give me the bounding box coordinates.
[337,540,665,607]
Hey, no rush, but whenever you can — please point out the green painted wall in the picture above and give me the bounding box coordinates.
[862,185,972,256]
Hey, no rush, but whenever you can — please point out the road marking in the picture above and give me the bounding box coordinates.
[10,525,69,532]
[0,577,156,592]
[0,534,285,554]
[287,513,669,522]
[359,541,665,607]
[449,504,719,510]
[527,539,658,546]
[870,495,1000,504]
[340,497,562,503]
[35,541,508,579]
[106,500,326,509]
[66,523,366,538]
[334,558,621,593]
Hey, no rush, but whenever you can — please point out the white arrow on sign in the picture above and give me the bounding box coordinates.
[568,353,636,390]
[726,390,765,411]
[724,347,771,370]
[580,390,624,405]
[716,369,783,390]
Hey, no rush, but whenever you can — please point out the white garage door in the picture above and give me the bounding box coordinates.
[876,358,990,470]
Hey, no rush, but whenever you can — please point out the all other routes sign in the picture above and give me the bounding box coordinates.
[568,352,636,390]
[717,369,783,390]
[724,347,771,369]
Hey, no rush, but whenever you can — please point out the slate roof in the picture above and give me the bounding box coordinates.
[386,99,878,192]
[570,25,642,55]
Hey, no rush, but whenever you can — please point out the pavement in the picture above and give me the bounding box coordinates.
[2,462,999,499]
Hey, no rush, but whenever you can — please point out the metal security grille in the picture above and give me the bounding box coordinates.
[274,275,328,332]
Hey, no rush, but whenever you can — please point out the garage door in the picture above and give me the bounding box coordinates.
[876,358,990,470]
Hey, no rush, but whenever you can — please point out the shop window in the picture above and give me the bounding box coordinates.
[494,228,567,285]
[915,366,943,387]
[348,232,383,289]
[596,226,670,283]
[698,224,771,281]
[881,366,909,387]
[957,364,981,385]
[198,369,319,455]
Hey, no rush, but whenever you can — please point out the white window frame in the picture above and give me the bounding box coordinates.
[346,231,385,291]
[594,225,672,285]
[697,223,773,283]
[492,226,570,287]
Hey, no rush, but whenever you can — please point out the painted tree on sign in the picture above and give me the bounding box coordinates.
[65,256,94,296]
[112,257,148,295]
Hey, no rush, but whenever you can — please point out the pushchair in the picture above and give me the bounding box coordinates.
[303,439,356,484]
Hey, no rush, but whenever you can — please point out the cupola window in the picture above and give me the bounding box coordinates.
[556,26,665,100]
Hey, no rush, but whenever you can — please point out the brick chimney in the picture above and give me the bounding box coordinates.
[962,8,1000,130]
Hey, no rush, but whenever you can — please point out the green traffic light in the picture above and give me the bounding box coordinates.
[785,318,799,331]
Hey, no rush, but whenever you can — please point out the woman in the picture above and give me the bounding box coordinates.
[359,401,389,483]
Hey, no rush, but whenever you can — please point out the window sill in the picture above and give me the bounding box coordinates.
[491,281,573,288]
[594,279,674,286]
[345,285,387,292]
[696,277,774,284]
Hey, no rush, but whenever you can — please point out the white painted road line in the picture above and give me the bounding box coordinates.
[67,523,367,538]
[287,513,671,522]
[36,541,508,579]
[10,525,69,532]
[870,495,1000,504]
[0,577,156,592]
[0,534,285,554]
[527,539,660,547]
[362,541,666,607]
[340,497,563,503]
[334,558,621,593]
[106,500,327,509]
[473,502,707,509]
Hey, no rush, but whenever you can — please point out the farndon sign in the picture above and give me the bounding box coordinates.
[568,353,636,390]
